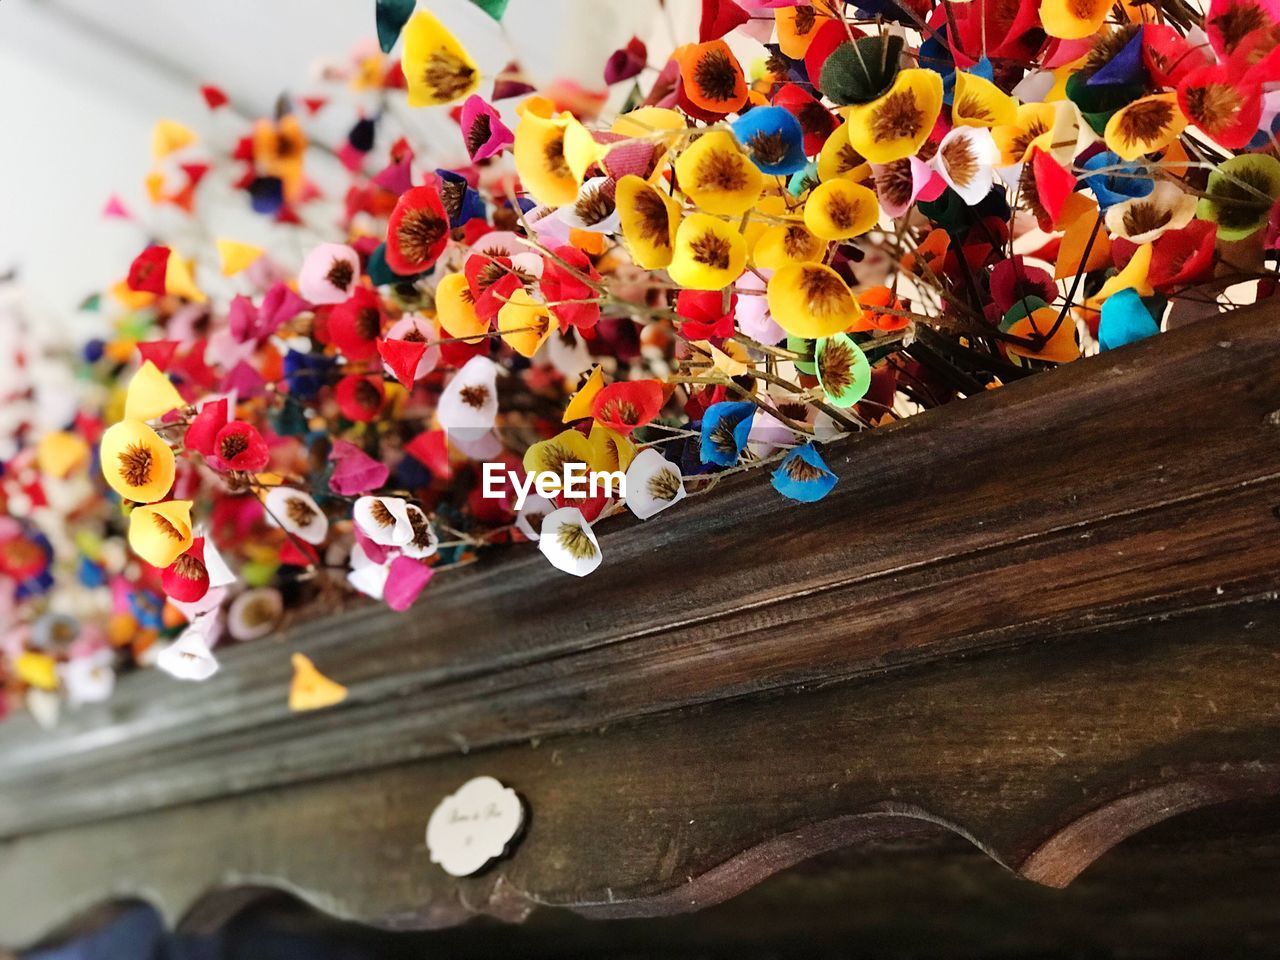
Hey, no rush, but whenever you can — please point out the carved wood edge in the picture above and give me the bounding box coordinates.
[4,594,1279,947]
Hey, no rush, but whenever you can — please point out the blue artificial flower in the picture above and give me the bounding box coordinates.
[78,556,106,589]
[699,402,756,467]
[731,107,808,175]
[129,589,166,631]
[436,169,486,227]
[1088,30,1146,87]
[284,349,336,401]
[248,176,285,215]
[1098,289,1160,351]
[772,443,838,503]
[1080,151,1153,209]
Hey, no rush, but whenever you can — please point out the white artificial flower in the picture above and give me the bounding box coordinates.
[1104,181,1196,245]
[400,504,440,559]
[61,650,116,708]
[934,126,1000,206]
[538,507,602,577]
[624,449,687,520]
[264,487,329,545]
[555,177,621,233]
[515,494,555,541]
[157,620,221,681]
[438,355,500,433]
[227,587,283,642]
[354,495,414,546]
[347,541,390,599]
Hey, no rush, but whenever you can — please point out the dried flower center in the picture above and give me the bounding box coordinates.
[524,511,547,531]
[710,419,740,454]
[459,384,491,409]
[1183,82,1243,132]
[824,193,860,231]
[797,101,835,139]
[408,510,435,549]
[285,496,317,527]
[870,89,924,143]
[784,456,828,482]
[692,48,739,102]
[540,442,586,477]
[954,94,992,124]
[632,188,673,248]
[690,232,732,270]
[783,225,817,260]
[819,339,857,395]
[355,307,381,341]
[1121,201,1174,237]
[778,400,809,420]
[876,158,914,210]
[240,595,279,629]
[1115,100,1175,149]
[152,513,185,541]
[695,148,750,193]
[557,522,597,560]
[171,552,206,582]
[747,131,791,168]
[647,468,681,501]
[118,443,154,488]
[1210,3,1267,48]
[219,432,250,462]
[423,49,476,102]
[793,5,817,34]
[574,183,616,226]
[1010,119,1049,161]
[353,379,382,410]
[395,208,447,265]
[836,142,864,175]
[545,134,571,178]
[599,398,640,425]
[799,266,850,316]
[326,258,354,291]
[401,327,427,343]
[1211,168,1275,230]
[1084,25,1139,73]
[369,500,396,527]
[439,177,466,222]
[466,112,492,157]
[941,135,978,188]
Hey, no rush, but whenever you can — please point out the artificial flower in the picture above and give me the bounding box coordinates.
[953,71,1018,128]
[815,334,872,407]
[497,289,553,358]
[538,506,602,576]
[674,131,764,217]
[617,175,682,269]
[400,503,439,559]
[699,401,756,466]
[434,271,488,341]
[933,126,1000,206]
[401,9,480,107]
[289,652,348,711]
[335,375,386,422]
[438,355,500,432]
[100,420,175,503]
[128,500,194,568]
[514,96,578,207]
[209,421,270,472]
[624,449,687,520]
[673,40,749,115]
[1196,153,1280,241]
[767,263,862,338]
[1040,0,1110,40]
[731,106,808,175]
[1104,93,1188,161]
[591,381,664,436]
[299,243,361,305]
[460,94,513,161]
[556,177,620,233]
[386,184,450,274]
[156,620,220,681]
[668,214,748,291]
[844,69,943,164]
[227,587,283,641]
[162,538,210,603]
[264,487,329,545]
[804,179,878,240]
[1099,288,1161,351]
[1104,181,1197,245]
[772,442,838,502]
[752,220,826,270]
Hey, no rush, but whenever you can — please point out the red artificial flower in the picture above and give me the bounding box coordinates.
[385,184,450,274]
[1143,25,1213,88]
[211,421,270,472]
[465,253,527,323]
[162,538,210,602]
[1177,60,1263,150]
[1028,148,1075,229]
[699,0,750,41]
[676,289,737,340]
[541,246,601,332]
[591,380,664,435]
[137,340,179,371]
[127,246,170,294]
[335,375,385,422]
[327,286,384,361]
[772,83,838,156]
[1148,221,1218,291]
[377,337,429,386]
[185,398,229,457]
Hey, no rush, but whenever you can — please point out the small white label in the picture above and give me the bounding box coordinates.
[426,776,524,877]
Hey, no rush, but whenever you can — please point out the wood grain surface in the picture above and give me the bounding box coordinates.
[1,304,1279,945]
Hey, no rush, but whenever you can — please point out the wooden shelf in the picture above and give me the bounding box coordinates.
[2,304,1279,948]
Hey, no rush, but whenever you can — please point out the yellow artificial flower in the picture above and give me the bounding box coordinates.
[289,653,348,712]
[151,119,197,160]
[804,180,879,240]
[164,254,206,303]
[513,96,578,207]
[817,120,870,182]
[616,175,682,269]
[953,71,1018,128]
[766,263,863,338]
[124,360,185,421]
[611,106,686,143]
[100,420,176,504]
[497,288,552,358]
[673,131,764,217]
[588,422,637,473]
[668,213,748,290]
[37,431,90,479]
[752,221,826,270]
[1104,93,1187,161]
[1040,0,1111,40]
[128,500,194,568]
[524,428,596,477]
[401,9,480,107]
[1093,243,1155,302]
[845,69,943,164]
[434,272,488,342]
[16,651,58,691]
[564,366,606,423]
[992,102,1057,165]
